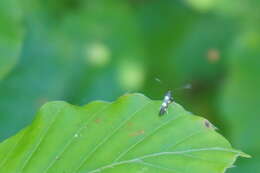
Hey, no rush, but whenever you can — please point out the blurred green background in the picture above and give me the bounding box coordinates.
[0,0,259,172]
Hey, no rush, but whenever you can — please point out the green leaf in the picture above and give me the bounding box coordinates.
[0,94,249,173]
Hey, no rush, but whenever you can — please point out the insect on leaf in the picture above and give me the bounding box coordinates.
[0,93,250,173]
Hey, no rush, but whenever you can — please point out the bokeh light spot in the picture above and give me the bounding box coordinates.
[85,42,111,67]
[117,60,145,91]
[206,48,220,63]
[187,0,216,12]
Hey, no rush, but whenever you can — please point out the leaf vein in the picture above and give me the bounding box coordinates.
[164,129,205,151]
[139,160,181,173]
[74,100,152,172]
[88,147,239,173]
[113,113,186,162]
[43,103,111,173]
[20,104,66,172]
[0,129,27,168]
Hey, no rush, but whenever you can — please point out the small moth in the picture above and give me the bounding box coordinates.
[159,90,174,116]
[155,77,192,116]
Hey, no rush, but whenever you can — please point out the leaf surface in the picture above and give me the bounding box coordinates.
[0,94,249,173]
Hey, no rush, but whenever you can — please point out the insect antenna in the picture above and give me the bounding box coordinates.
[174,83,192,91]
[155,77,192,92]
[155,77,171,91]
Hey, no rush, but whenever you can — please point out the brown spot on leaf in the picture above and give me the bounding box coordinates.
[129,130,145,137]
[127,122,133,127]
[94,118,102,124]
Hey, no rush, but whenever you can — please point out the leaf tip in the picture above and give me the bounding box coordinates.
[222,150,251,173]
[239,151,251,158]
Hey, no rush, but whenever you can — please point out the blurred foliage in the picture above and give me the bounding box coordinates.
[0,0,23,80]
[0,0,259,172]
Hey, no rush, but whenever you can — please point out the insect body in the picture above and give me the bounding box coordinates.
[159,90,174,116]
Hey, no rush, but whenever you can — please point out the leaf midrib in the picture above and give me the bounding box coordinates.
[88,147,239,173]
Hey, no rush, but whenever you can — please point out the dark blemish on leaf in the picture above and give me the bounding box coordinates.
[204,120,217,130]
[204,120,211,128]
[129,130,145,137]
